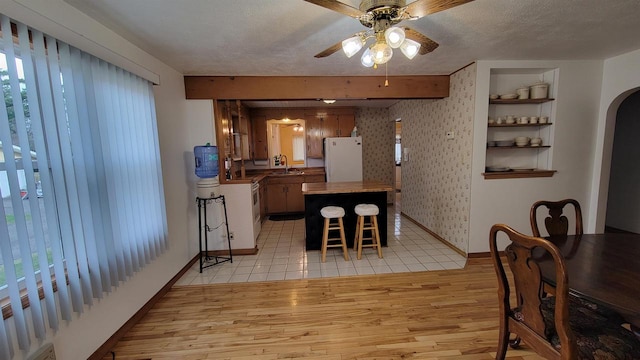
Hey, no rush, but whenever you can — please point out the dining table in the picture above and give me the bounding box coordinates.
[535,232,640,327]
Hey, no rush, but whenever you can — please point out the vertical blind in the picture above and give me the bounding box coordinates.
[0,14,167,358]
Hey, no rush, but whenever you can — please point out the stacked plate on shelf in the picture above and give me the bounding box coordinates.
[486,166,510,172]
[495,140,515,147]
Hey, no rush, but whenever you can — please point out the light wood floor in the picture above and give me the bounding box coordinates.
[102,258,543,359]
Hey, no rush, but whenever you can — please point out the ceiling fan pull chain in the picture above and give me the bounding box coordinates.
[385,62,389,87]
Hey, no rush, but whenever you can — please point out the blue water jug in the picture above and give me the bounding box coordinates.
[194,144,219,178]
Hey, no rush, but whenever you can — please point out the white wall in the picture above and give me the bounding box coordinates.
[185,100,217,256]
[589,48,640,233]
[1,1,210,359]
[469,60,604,253]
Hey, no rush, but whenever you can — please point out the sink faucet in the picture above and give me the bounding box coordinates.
[280,154,289,173]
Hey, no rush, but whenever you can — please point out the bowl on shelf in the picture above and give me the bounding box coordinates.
[489,94,499,100]
[530,137,542,146]
[499,93,518,100]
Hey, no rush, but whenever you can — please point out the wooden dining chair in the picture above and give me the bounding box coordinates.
[489,224,640,360]
[530,199,583,237]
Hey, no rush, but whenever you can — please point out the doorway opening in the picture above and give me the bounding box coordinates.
[605,89,640,234]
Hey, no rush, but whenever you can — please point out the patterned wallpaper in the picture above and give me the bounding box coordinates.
[355,108,396,204]
[388,64,476,252]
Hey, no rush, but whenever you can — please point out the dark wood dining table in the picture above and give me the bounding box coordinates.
[535,233,640,326]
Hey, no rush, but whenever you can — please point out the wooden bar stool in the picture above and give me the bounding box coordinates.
[354,204,383,260]
[320,206,349,262]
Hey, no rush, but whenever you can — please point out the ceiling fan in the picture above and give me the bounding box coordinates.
[305,0,474,67]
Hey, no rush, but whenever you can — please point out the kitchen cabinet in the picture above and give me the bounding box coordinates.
[266,173,326,214]
[305,110,355,158]
[252,115,268,160]
[305,114,324,158]
[266,176,304,214]
[483,68,558,179]
[322,113,355,137]
[231,103,250,160]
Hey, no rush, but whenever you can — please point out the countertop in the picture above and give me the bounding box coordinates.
[222,167,326,184]
[301,181,393,195]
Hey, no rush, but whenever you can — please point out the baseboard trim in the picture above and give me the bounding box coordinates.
[467,252,491,258]
[399,212,467,257]
[207,246,258,256]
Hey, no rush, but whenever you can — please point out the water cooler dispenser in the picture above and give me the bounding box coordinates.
[194,143,220,198]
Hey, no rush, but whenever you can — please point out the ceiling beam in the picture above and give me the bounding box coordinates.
[184,76,449,100]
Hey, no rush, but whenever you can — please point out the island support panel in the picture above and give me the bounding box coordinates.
[304,192,387,250]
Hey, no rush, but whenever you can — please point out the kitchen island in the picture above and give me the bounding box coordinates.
[302,181,393,251]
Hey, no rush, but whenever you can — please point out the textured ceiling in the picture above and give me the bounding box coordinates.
[62,0,640,78]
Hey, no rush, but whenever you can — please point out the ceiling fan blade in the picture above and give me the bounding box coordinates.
[314,40,344,58]
[403,27,439,55]
[404,0,474,19]
[304,0,365,18]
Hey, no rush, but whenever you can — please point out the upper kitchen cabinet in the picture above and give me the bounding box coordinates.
[305,114,323,159]
[231,101,251,160]
[322,113,355,138]
[251,114,268,160]
[483,68,559,179]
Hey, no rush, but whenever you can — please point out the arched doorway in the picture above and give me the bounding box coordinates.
[605,89,640,233]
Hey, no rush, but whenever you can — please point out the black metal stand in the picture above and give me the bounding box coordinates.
[196,195,232,272]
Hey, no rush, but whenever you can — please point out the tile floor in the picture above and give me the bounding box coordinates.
[175,197,467,286]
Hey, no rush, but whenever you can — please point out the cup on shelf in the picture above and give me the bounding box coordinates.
[505,115,515,124]
[496,117,504,125]
[529,116,539,124]
[518,116,529,124]
[539,116,549,124]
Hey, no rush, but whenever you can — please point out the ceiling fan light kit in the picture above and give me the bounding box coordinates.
[384,26,406,48]
[342,35,365,58]
[400,38,420,59]
[360,48,375,67]
[307,0,473,66]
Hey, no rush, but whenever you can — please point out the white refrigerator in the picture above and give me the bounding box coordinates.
[324,136,363,182]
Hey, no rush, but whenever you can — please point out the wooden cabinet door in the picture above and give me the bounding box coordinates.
[266,183,287,214]
[338,114,355,137]
[322,114,340,138]
[305,115,323,158]
[252,115,268,160]
[287,182,305,213]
